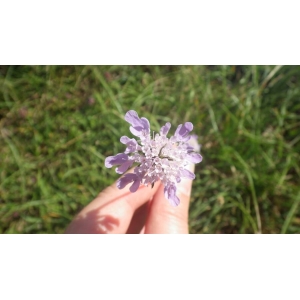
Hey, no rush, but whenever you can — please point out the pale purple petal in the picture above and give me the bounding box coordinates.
[186,152,203,163]
[116,159,134,174]
[160,122,171,136]
[140,117,150,131]
[117,173,140,192]
[105,153,128,168]
[124,110,140,127]
[125,110,150,137]
[129,124,150,137]
[129,178,140,192]
[164,184,180,206]
[120,136,138,153]
[117,173,138,188]
[175,122,193,139]
[180,135,192,143]
[120,136,131,144]
[129,126,143,136]
[186,145,195,152]
[179,168,195,179]
[174,124,182,137]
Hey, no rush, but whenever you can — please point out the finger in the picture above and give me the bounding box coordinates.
[144,163,195,234]
[66,175,162,234]
[126,201,149,234]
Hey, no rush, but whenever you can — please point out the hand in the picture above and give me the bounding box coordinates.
[66,164,194,234]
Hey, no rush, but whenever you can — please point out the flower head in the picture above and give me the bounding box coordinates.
[105,110,202,206]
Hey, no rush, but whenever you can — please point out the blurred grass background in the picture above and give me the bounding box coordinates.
[0,65,299,233]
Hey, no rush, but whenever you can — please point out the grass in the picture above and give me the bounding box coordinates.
[0,65,300,233]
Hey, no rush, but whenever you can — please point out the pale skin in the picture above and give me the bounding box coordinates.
[66,164,194,234]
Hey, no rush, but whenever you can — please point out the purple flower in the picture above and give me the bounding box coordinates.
[105,110,203,206]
